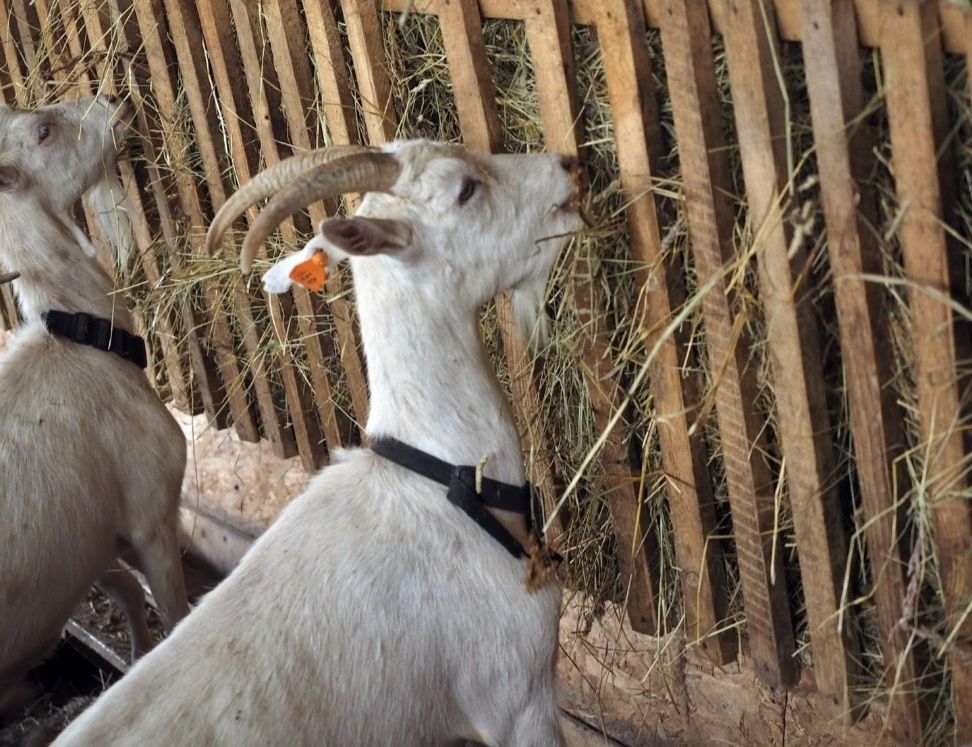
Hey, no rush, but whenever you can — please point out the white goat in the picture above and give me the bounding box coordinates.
[0,95,189,716]
[56,140,583,746]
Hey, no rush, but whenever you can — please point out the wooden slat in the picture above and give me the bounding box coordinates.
[0,1,26,99]
[880,4,972,742]
[380,0,970,55]
[718,0,845,689]
[530,0,662,631]
[52,0,212,416]
[722,0,862,695]
[300,0,373,434]
[437,0,503,151]
[0,37,20,327]
[0,69,19,327]
[656,0,791,671]
[263,0,367,451]
[798,0,926,733]
[302,0,360,147]
[30,0,70,98]
[127,0,298,454]
[342,0,398,144]
[438,0,559,551]
[967,11,972,101]
[64,0,248,427]
[661,0,789,666]
[220,0,325,467]
[589,0,734,644]
[434,0,564,550]
[164,0,326,468]
[7,0,40,99]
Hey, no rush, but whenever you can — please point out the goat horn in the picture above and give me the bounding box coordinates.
[239,152,401,272]
[205,145,374,258]
[0,271,19,285]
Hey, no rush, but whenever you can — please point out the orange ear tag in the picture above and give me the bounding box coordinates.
[288,250,329,292]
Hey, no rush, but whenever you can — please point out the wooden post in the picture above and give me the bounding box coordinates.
[881,3,972,742]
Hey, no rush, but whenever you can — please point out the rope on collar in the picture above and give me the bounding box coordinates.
[371,437,544,559]
[42,310,147,369]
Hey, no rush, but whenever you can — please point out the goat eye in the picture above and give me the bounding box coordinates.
[37,124,51,143]
[457,177,477,205]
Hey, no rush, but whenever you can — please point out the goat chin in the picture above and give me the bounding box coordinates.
[85,175,134,271]
[510,281,551,350]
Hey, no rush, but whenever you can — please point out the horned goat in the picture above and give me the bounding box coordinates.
[56,140,584,746]
[0,95,189,718]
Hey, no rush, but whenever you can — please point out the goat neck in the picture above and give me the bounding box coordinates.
[0,193,132,331]
[355,260,531,543]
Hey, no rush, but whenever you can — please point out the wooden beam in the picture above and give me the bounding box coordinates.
[880,4,972,742]
[592,0,733,645]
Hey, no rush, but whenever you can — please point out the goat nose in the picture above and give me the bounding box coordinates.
[106,94,118,104]
[559,156,580,173]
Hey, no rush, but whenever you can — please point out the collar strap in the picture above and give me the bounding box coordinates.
[371,437,544,559]
[42,310,147,369]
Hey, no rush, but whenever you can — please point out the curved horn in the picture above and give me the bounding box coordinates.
[0,270,18,285]
[239,151,401,271]
[205,145,374,257]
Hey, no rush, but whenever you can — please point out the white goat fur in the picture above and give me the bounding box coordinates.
[56,140,583,746]
[0,96,189,714]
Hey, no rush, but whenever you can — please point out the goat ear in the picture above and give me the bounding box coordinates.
[319,216,411,257]
[0,162,24,192]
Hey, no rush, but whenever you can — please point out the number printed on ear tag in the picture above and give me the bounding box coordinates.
[289,250,329,291]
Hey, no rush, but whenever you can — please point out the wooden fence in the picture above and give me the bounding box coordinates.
[1,0,970,742]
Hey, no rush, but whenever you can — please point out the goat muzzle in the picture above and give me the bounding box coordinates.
[205,147,402,272]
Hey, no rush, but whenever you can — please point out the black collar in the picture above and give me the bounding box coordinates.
[42,310,147,369]
[371,437,544,559]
